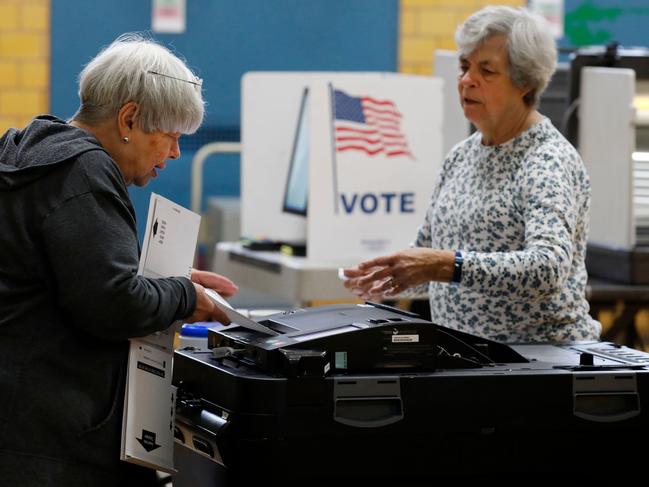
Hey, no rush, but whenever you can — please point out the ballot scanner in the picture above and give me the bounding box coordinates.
[172,303,649,482]
[205,301,527,376]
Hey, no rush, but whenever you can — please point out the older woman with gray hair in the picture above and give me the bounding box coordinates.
[344,6,601,344]
[0,34,237,486]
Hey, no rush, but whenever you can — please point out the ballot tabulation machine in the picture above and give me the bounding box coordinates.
[172,303,649,482]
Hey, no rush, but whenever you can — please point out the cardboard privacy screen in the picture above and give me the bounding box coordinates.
[241,72,443,263]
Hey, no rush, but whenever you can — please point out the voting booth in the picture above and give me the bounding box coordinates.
[241,72,443,264]
[578,65,649,283]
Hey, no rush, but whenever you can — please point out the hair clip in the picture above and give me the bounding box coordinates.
[147,70,202,88]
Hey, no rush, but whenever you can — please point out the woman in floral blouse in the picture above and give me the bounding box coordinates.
[344,6,601,343]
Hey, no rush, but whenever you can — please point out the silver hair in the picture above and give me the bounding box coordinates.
[455,6,557,107]
[72,33,204,133]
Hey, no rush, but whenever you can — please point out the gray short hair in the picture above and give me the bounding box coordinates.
[73,33,204,134]
[455,6,557,107]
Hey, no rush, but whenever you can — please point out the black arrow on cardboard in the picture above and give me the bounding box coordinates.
[136,429,161,452]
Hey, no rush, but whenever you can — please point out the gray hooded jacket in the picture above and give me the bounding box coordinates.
[0,115,194,483]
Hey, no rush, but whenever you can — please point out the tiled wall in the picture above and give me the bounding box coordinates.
[399,0,525,75]
[0,0,49,133]
[0,0,528,133]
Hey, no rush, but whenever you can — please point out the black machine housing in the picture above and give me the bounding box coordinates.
[207,302,526,376]
[172,303,649,483]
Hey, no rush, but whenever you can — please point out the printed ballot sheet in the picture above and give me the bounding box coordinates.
[121,193,200,473]
[122,341,176,473]
[204,288,278,336]
[134,194,200,350]
[137,193,200,280]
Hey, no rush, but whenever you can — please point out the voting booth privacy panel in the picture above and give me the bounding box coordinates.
[241,72,443,264]
[578,66,649,283]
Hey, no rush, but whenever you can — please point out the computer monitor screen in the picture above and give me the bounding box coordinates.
[282,88,310,216]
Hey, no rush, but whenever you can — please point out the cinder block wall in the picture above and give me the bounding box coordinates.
[1,0,527,132]
[0,0,49,133]
[399,0,524,75]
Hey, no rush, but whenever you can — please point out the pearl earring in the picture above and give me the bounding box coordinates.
[122,136,129,143]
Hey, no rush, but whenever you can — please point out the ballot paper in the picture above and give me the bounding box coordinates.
[121,193,200,473]
[133,194,200,350]
[121,341,176,473]
[137,193,200,281]
[204,288,279,336]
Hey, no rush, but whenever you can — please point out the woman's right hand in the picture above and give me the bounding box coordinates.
[343,248,455,299]
[184,283,231,324]
[343,264,393,300]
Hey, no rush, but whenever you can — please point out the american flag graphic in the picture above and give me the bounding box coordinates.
[332,89,412,158]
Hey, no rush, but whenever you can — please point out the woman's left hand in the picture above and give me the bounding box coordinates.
[190,268,239,298]
[343,248,454,299]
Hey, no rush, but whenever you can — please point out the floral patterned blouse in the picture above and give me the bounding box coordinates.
[414,117,601,343]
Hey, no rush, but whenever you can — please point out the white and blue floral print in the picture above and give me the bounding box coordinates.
[415,117,601,343]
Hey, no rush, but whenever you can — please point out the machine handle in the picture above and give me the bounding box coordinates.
[333,378,404,428]
[334,396,404,428]
[572,372,641,422]
[574,392,640,423]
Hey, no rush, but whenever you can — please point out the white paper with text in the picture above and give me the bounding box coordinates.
[121,193,200,472]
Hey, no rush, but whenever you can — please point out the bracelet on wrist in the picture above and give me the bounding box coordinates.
[451,250,463,284]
